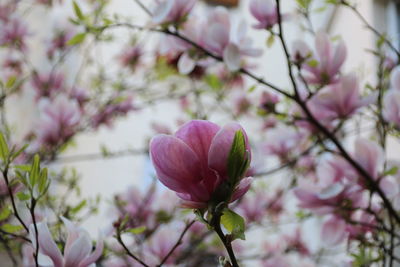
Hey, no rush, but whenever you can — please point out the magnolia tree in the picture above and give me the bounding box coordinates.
[0,0,400,266]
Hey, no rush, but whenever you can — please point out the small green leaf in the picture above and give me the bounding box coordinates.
[247,84,257,93]
[220,208,246,240]
[0,207,11,221]
[266,34,275,48]
[5,76,16,89]
[307,59,319,68]
[384,166,398,176]
[1,224,24,233]
[71,199,87,214]
[29,155,40,187]
[127,226,146,234]
[67,33,86,46]
[10,144,28,161]
[227,131,249,185]
[204,74,223,91]
[73,1,84,20]
[0,132,9,161]
[14,164,31,172]
[16,192,30,201]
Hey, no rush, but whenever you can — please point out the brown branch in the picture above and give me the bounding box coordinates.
[157,220,195,266]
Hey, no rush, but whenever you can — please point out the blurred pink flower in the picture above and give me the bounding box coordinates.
[384,66,400,127]
[204,7,262,71]
[35,94,81,147]
[28,218,103,267]
[249,0,278,29]
[0,18,29,51]
[301,31,347,85]
[31,72,65,99]
[152,0,196,25]
[150,120,252,208]
[308,74,375,121]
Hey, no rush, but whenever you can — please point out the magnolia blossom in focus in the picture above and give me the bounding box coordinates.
[150,120,252,208]
[383,66,400,127]
[34,94,81,148]
[249,0,278,29]
[27,218,103,267]
[300,31,347,85]
[204,7,262,71]
[152,0,196,25]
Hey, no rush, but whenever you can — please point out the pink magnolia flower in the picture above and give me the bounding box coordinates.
[301,31,347,85]
[204,7,262,71]
[47,29,74,59]
[150,120,252,208]
[249,0,278,29]
[291,40,311,63]
[294,182,364,215]
[236,190,269,223]
[119,44,143,71]
[28,218,103,267]
[307,74,375,121]
[35,94,81,148]
[263,125,308,160]
[91,94,136,128]
[31,72,65,99]
[0,18,29,51]
[383,66,400,127]
[152,0,196,25]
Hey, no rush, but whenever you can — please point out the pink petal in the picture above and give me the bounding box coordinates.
[175,120,220,169]
[178,53,196,74]
[321,217,347,246]
[354,138,384,179]
[78,237,104,267]
[315,31,331,68]
[329,40,346,75]
[31,222,63,267]
[391,66,400,90]
[150,135,202,192]
[231,177,253,202]
[152,0,174,24]
[64,234,92,267]
[223,43,241,71]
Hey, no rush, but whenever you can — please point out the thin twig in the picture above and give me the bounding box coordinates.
[157,220,195,266]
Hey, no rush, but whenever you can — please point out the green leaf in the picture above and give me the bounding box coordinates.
[296,0,313,9]
[71,199,87,214]
[307,59,319,68]
[204,74,223,91]
[227,131,249,185]
[67,33,86,46]
[126,226,146,234]
[247,84,257,93]
[1,224,23,233]
[14,164,31,172]
[16,192,30,201]
[29,155,40,187]
[73,1,84,20]
[220,208,246,240]
[0,132,9,161]
[5,76,16,89]
[10,144,28,161]
[38,168,48,195]
[266,34,275,48]
[384,166,398,176]
[0,207,11,221]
